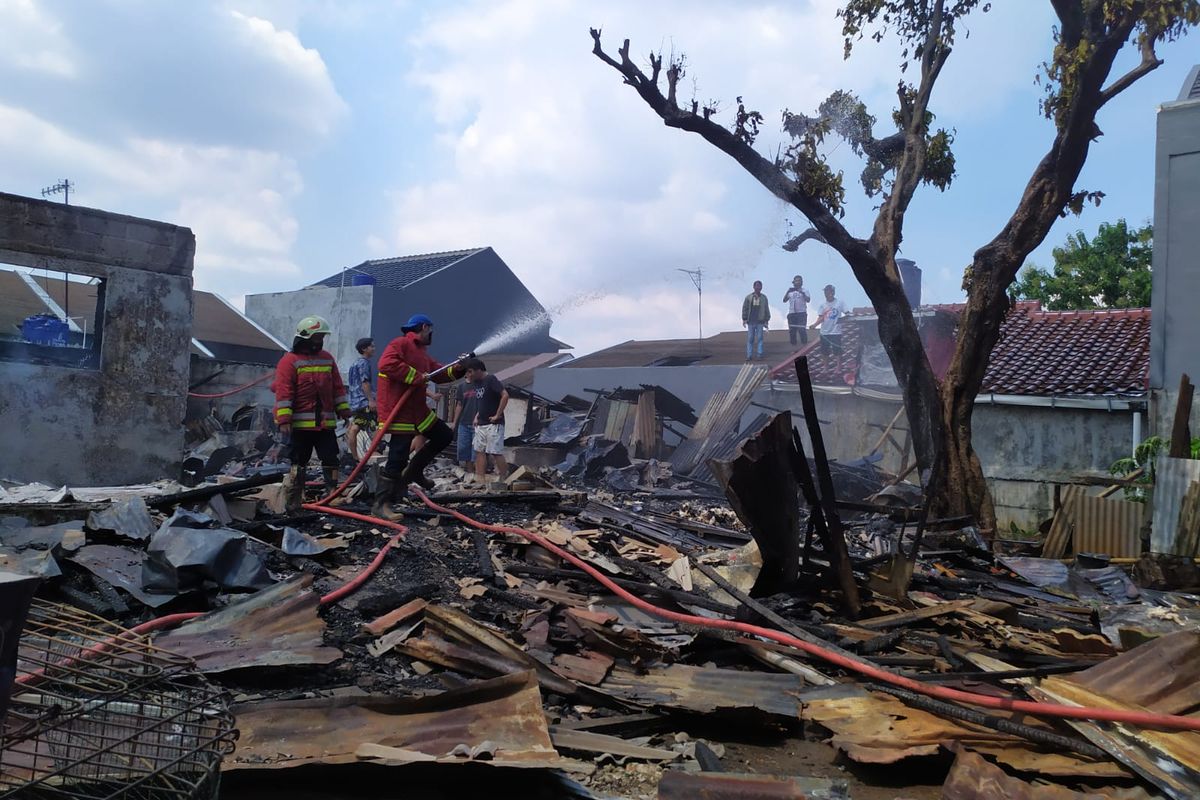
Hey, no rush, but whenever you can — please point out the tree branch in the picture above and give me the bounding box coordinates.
[590,28,873,272]
[1099,37,1162,108]
[782,228,827,251]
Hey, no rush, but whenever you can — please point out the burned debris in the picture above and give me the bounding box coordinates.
[4,355,1200,800]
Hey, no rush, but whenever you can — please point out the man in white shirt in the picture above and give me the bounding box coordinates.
[810,284,847,355]
[782,275,810,346]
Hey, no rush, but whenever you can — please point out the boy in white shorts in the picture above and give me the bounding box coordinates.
[463,358,509,481]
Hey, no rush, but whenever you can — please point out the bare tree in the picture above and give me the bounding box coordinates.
[592,0,1199,529]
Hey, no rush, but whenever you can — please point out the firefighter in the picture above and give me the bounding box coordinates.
[372,314,462,519]
[273,315,352,511]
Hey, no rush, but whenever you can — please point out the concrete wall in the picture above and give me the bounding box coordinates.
[245,284,373,374]
[759,386,1136,530]
[0,192,194,486]
[186,355,276,426]
[1151,70,1200,398]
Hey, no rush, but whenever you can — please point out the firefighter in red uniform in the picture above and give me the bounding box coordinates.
[372,314,462,518]
[273,315,352,511]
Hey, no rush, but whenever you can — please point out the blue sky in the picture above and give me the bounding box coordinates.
[0,0,1192,355]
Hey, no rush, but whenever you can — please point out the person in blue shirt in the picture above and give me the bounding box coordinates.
[345,337,375,461]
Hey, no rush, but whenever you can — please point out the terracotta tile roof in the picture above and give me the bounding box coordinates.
[981,304,1150,396]
[565,301,1150,398]
[788,301,1151,397]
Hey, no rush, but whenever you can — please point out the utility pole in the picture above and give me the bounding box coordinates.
[41,179,74,205]
[677,268,703,356]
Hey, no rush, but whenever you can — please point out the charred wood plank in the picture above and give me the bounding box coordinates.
[794,357,861,616]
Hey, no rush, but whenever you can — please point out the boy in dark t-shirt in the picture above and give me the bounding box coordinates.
[462,358,509,481]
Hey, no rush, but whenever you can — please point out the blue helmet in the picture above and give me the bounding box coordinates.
[402,313,433,332]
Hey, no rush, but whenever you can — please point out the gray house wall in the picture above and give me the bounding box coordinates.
[0,192,194,486]
[245,284,373,373]
[758,388,1136,530]
[1150,66,1200,434]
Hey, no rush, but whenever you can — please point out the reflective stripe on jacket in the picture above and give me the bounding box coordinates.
[376,332,458,432]
[272,351,350,429]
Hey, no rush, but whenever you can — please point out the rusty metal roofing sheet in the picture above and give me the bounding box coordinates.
[1070,493,1145,558]
[155,574,341,672]
[1067,630,1200,715]
[941,746,1115,800]
[227,670,562,770]
[1031,676,1200,800]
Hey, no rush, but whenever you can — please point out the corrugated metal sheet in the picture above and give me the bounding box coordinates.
[1044,486,1144,558]
[1151,455,1200,553]
[229,670,563,770]
[1071,493,1144,558]
[156,575,342,672]
[1069,630,1200,715]
[670,365,767,477]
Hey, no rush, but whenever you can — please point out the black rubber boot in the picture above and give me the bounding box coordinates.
[371,472,406,520]
[403,465,435,492]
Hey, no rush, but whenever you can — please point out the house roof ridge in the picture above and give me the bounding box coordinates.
[359,247,486,267]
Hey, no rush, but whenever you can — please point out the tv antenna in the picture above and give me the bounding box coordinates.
[676,268,703,356]
[41,179,74,205]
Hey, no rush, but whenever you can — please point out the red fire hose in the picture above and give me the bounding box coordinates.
[40,355,1200,734]
[188,371,273,399]
[411,488,1200,733]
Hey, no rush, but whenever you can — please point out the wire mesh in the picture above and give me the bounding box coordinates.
[1,601,236,799]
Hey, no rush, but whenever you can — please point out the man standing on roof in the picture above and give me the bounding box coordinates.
[372,314,462,519]
[273,316,352,512]
[782,275,810,346]
[810,284,848,355]
[345,337,375,463]
[742,280,770,360]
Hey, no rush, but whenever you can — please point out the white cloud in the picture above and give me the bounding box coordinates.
[0,104,306,291]
[0,0,74,77]
[0,2,345,297]
[390,0,1045,355]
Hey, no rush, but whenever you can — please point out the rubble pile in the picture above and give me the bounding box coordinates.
[4,366,1200,799]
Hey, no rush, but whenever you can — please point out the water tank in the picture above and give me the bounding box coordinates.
[896,259,922,308]
[21,314,69,346]
[351,273,376,287]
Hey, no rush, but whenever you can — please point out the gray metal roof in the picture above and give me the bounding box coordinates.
[311,248,486,290]
[1181,65,1200,101]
